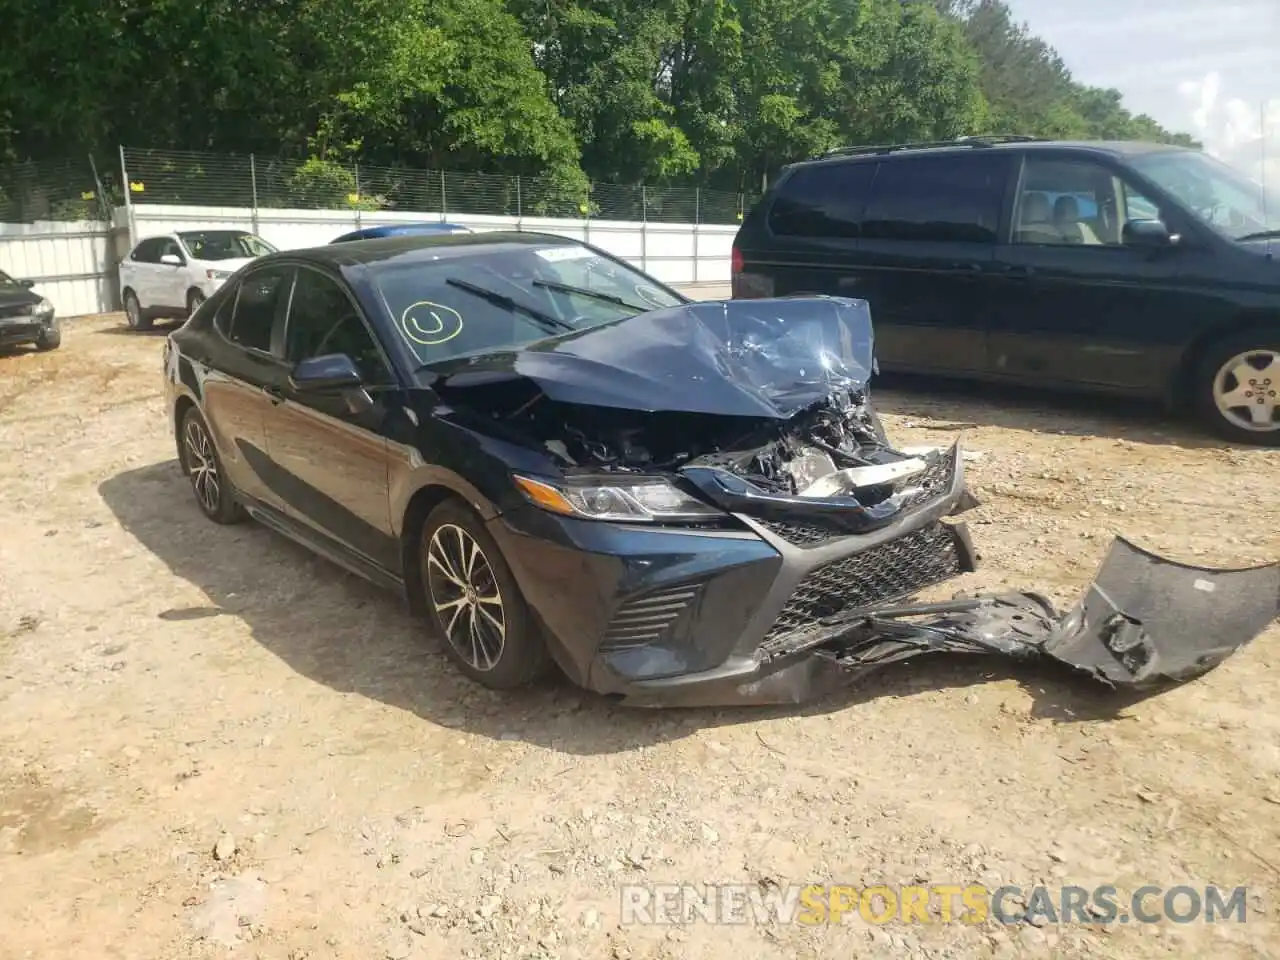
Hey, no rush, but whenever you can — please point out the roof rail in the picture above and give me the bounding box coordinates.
[820,134,1045,159]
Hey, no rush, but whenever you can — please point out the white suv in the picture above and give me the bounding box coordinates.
[118,230,276,330]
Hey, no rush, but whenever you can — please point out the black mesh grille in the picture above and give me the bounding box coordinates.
[0,303,32,320]
[759,519,843,546]
[600,582,704,651]
[759,523,963,654]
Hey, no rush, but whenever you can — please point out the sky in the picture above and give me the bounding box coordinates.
[1002,0,1280,185]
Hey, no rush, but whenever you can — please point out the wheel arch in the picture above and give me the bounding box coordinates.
[173,394,198,468]
[399,483,481,617]
[1169,310,1280,410]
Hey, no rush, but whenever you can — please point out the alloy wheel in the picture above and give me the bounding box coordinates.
[183,417,221,515]
[425,523,506,671]
[1212,349,1280,433]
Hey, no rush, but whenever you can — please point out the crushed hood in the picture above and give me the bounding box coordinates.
[432,297,875,419]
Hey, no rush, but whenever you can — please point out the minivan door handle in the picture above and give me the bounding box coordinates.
[999,264,1035,280]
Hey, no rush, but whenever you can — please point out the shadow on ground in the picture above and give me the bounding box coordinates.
[99,461,1151,756]
[873,372,1234,452]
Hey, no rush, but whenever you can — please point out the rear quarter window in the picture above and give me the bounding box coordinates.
[766,162,877,238]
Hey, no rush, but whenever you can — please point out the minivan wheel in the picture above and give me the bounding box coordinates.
[1193,329,1280,445]
[179,407,246,524]
[420,500,549,689]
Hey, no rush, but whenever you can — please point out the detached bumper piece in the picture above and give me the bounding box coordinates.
[823,536,1279,689]
[620,537,1278,708]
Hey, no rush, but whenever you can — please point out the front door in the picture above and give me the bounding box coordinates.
[987,154,1195,394]
[263,265,400,572]
[850,152,1013,376]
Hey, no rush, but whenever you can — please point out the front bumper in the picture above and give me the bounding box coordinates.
[0,311,56,346]
[488,442,983,698]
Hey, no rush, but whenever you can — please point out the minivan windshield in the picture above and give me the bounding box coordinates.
[178,230,277,260]
[368,243,686,367]
[1128,149,1280,241]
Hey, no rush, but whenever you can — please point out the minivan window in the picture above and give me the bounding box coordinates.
[860,154,1009,244]
[1129,149,1280,240]
[767,162,877,238]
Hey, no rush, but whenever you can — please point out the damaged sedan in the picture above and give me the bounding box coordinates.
[163,233,1279,706]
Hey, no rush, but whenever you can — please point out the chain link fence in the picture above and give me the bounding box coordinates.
[119,148,752,224]
[0,155,117,223]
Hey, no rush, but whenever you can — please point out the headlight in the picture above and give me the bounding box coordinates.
[34,297,53,316]
[206,269,232,280]
[513,474,722,522]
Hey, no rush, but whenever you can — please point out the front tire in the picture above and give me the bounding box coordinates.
[1193,329,1280,446]
[179,407,246,524]
[419,500,549,689]
[34,323,61,351]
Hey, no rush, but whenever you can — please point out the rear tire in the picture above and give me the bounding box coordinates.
[419,500,549,689]
[179,407,246,524]
[124,290,153,331]
[1192,328,1280,446]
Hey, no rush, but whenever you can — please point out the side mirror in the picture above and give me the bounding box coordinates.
[290,353,363,392]
[160,253,183,266]
[17,278,34,289]
[1122,219,1178,248]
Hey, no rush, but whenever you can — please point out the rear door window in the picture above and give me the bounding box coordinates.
[227,266,294,353]
[861,154,1010,243]
[131,238,163,262]
[767,162,877,238]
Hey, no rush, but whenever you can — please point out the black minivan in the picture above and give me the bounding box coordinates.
[731,136,1280,445]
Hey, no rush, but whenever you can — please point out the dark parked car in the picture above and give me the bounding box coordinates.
[732,136,1280,445]
[162,233,1277,705]
[0,269,59,351]
[330,222,471,243]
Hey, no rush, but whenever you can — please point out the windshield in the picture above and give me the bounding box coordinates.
[178,230,277,260]
[1129,150,1280,240]
[0,270,16,286]
[368,243,686,366]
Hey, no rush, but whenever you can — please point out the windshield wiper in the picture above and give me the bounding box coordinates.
[1234,229,1280,242]
[531,278,651,312]
[444,278,574,332]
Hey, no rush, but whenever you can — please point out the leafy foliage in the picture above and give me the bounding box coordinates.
[0,0,1196,192]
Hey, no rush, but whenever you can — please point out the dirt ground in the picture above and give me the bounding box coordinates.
[1,314,1278,960]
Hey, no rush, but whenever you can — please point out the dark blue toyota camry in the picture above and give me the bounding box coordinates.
[162,231,1276,706]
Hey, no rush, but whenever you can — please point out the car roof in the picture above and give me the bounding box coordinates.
[256,231,584,270]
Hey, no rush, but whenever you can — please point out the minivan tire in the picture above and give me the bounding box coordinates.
[1192,327,1280,446]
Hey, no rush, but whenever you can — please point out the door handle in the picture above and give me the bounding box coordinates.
[947,262,985,275]
[1000,264,1035,280]
[262,384,285,405]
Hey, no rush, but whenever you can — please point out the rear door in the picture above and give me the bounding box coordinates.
[200,264,296,510]
[854,152,1013,375]
[987,152,1195,393]
[121,237,163,309]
